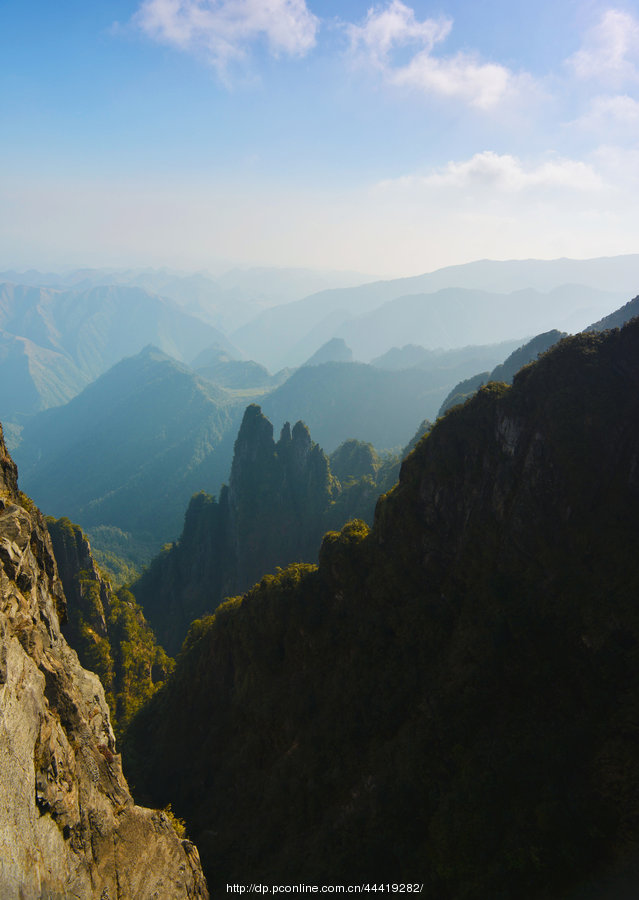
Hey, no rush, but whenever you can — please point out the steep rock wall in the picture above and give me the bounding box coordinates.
[0,424,208,899]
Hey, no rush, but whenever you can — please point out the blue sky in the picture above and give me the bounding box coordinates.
[2,0,639,276]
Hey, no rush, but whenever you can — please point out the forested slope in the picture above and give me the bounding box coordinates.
[125,318,639,897]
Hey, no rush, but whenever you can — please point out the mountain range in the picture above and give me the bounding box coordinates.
[125,315,639,897]
[14,335,512,567]
[3,256,636,438]
[3,254,639,897]
[14,346,243,567]
[0,280,235,425]
[231,255,637,369]
[0,265,370,333]
[438,329,567,416]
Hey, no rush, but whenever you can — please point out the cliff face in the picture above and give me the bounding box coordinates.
[227,408,335,593]
[133,405,338,654]
[47,516,174,738]
[126,321,639,897]
[0,425,208,899]
[133,406,401,655]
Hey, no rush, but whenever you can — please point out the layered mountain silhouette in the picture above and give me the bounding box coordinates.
[439,329,566,416]
[231,255,636,368]
[125,317,639,896]
[0,281,235,424]
[14,346,243,566]
[438,293,639,418]
[371,339,520,370]
[586,293,639,332]
[303,337,353,366]
[260,359,476,451]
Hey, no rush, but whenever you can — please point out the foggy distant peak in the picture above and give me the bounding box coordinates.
[303,338,353,367]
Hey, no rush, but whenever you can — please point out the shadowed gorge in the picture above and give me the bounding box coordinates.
[125,318,639,897]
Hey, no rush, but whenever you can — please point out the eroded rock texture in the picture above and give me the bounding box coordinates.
[0,424,208,899]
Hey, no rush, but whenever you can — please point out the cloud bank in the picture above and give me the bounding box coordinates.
[381,151,605,193]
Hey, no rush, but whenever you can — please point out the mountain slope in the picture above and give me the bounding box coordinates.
[371,339,520,371]
[439,329,566,415]
[335,285,613,360]
[585,293,639,331]
[14,347,243,564]
[125,319,639,896]
[260,361,452,451]
[47,516,174,738]
[0,281,236,424]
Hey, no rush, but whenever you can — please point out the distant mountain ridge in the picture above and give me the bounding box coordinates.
[0,280,237,426]
[260,351,513,451]
[232,255,637,368]
[14,346,244,565]
[334,284,616,360]
[437,291,639,417]
[0,265,371,333]
[303,337,353,366]
[439,330,567,416]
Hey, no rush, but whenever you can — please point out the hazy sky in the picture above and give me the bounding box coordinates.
[2,0,639,276]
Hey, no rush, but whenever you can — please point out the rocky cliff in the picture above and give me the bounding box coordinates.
[133,406,401,654]
[47,516,174,738]
[0,425,208,898]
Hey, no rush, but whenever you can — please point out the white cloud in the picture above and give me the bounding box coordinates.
[347,0,451,66]
[134,0,319,73]
[568,9,639,85]
[346,0,526,110]
[389,51,515,111]
[380,151,606,193]
[572,93,639,130]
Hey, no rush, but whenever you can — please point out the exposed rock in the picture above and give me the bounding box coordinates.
[0,423,208,899]
[46,516,174,738]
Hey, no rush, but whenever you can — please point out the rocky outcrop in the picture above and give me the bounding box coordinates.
[0,424,208,898]
[46,516,174,738]
[133,405,338,654]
